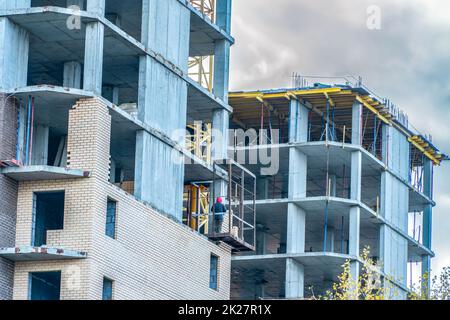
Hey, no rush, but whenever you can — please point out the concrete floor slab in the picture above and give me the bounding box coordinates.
[1,166,89,181]
[0,246,87,262]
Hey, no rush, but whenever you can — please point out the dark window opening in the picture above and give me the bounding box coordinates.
[102,277,114,300]
[32,192,65,247]
[106,199,117,239]
[29,271,61,301]
[209,255,219,290]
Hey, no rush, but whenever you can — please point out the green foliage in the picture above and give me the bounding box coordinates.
[311,246,450,300]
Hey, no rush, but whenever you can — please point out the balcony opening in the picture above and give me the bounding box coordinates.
[105,0,142,41]
[32,191,65,247]
[29,271,61,301]
[31,1,86,10]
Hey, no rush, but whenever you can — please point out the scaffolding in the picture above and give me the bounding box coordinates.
[190,0,216,22]
[188,1,215,92]
[186,122,212,164]
[188,56,214,93]
[183,183,211,233]
[208,160,257,252]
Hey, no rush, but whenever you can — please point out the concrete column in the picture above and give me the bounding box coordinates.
[212,109,230,161]
[422,159,433,249]
[288,99,309,143]
[288,147,307,199]
[0,0,30,10]
[256,177,270,199]
[216,0,232,33]
[422,158,433,295]
[327,226,335,253]
[134,130,184,221]
[349,206,360,276]
[349,148,362,284]
[352,101,363,145]
[84,0,105,94]
[86,0,105,15]
[0,18,29,89]
[285,258,304,299]
[31,125,49,165]
[66,0,84,9]
[63,61,82,89]
[382,124,393,167]
[351,151,362,202]
[83,22,104,95]
[286,204,306,254]
[103,86,120,105]
[329,174,337,197]
[256,224,266,255]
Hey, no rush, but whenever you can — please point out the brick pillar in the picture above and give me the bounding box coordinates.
[0,94,18,300]
[67,98,111,182]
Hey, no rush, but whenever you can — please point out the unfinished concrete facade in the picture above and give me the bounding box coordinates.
[0,0,240,300]
[228,85,446,300]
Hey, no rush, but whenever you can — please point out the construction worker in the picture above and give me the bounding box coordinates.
[212,197,227,233]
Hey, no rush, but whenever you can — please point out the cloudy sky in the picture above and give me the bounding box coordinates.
[229,0,450,276]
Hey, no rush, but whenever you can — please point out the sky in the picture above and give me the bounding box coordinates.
[229,0,450,276]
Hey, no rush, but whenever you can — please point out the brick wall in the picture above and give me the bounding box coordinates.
[0,94,18,300]
[12,98,231,300]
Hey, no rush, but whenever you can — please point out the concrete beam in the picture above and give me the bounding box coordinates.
[63,61,82,89]
[83,22,104,95]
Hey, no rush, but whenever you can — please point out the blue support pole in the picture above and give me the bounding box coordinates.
[323,201,329,252]
[340,215,344,254]
[16,99,22,162]
[24,96,31,166]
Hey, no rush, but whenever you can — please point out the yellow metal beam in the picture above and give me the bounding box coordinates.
[356,95,391,125]
[230,87,343,100]
[324,92,335,107]
[408,137,441,165]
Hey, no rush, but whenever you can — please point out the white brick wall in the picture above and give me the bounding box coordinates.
[12,98,231,300]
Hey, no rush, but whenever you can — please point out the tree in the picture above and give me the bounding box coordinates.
[409,267,450,300]
[315,247,386,300]
[313,246,450,300]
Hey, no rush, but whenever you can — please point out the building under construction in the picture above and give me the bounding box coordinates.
[0,0,259,300]
[227,80,447,299]
[0,1,447,301]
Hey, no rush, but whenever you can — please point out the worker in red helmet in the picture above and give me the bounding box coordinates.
[212,197,227,233]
